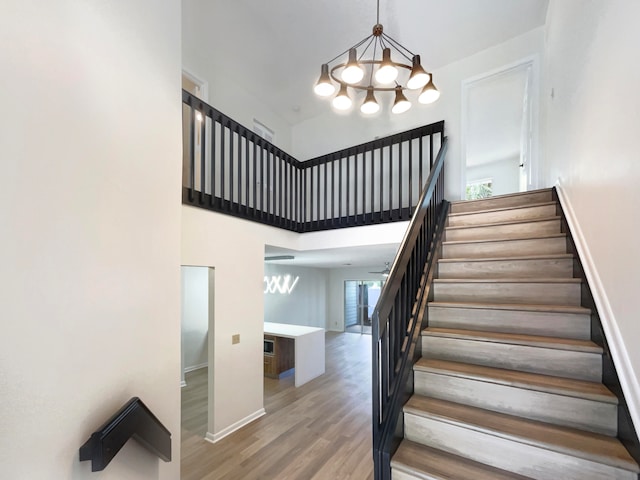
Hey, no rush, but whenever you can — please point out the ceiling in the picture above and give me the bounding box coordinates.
[187,0,548,270]
[265,243,400,269]
[184,0,548,125]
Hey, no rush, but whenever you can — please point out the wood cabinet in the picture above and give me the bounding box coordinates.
[264,334,295,378]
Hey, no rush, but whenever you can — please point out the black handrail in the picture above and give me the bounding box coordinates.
[372,138,449,480]
[182,90,444,232]
[79,397,171,472]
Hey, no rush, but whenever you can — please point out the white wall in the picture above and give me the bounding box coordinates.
[181,267,209,371]
[181,204,407,436]
[0,1,182,478]
[466,156,521,196]
[181,207,268,438]
[328,267,391,332]
[543,0,640,430]
[182,0,293,152]
[264,264,328,328]
[292,28,545,201]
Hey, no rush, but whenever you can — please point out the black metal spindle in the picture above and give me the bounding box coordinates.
[354,149,359,221]
[419,136,424,191]
[370,149,375,222]
[316,164,320,227]
[363,149,367,221]
[430,134,434,169]
[210,114,216,207]
[199,103,206,205]
[245,133,250,214]
[338,156,343,220]
[252,139,257,216]
[389,144,393,220]
[398,140,403,216]
[188,104,195,202]
[408,137,413,209]
[379,145,383,221]
[229,126,235,209]
[266,147,271,217]
[220,120,226,203]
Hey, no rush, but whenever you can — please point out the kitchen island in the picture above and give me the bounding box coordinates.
[263,322,325,387]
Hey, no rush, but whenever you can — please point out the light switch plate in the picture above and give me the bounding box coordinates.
[232,334,240,344]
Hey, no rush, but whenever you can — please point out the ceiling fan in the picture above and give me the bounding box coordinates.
[369,262,391,277]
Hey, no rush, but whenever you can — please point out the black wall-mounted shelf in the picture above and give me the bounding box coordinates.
[79,397,171,472]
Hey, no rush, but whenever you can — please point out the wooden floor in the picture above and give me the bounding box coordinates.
[181,332,374,479]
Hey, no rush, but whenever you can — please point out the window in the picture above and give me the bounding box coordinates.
[466,178,493,200]
[253,119,275,144]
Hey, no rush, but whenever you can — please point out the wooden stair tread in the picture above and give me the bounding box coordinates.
[445,216,560,231]
[404,396,640,473]
[438,253,573,263]
[450,188,553,206]
[392,440,532,480]
[448,201,557,218]
[443,233,566,246]
[421,327,602,353]
[428,301,590,314]
[414,358,616,403]
[433,277,581,284]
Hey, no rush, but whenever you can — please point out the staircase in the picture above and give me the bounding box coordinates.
[390,189,640,480]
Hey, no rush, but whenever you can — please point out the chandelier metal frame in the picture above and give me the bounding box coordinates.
[313,0,440,115]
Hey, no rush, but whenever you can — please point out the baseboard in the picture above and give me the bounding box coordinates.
[205,408,266,444]
[180,380,187,388]
[556,183,640,433]
[184,362,207,374]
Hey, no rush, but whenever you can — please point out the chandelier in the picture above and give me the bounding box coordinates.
[313,0,440,115]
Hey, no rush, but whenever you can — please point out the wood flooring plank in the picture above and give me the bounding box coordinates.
[181,332,374,479]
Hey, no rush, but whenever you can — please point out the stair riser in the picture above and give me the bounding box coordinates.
[428,306,591,340]
[433,282,581,306]
[438,258,573,279]
[442,236,567,259]
[413,371,617,436]
[403,413,636,480]
[450,191,554,214]
[445,219,561,242]
[421,337,602,382]
[392,470,431,480]
[448,204,557,227]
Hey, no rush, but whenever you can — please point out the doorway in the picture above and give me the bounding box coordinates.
[180,266,215,442]
[181,70,209,193]
[344,280,383,335]
[461,57,539,199]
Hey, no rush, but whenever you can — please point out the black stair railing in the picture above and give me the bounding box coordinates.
[372,138,449,480]
[182,90,444,232]
[79,397,171,472]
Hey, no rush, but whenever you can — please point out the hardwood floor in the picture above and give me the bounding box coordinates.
[181,332,374,479]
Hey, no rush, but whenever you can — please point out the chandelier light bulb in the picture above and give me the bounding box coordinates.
[314,64,336,97]
[332,84,352,110]
[392,86,411,114]
[341,48,365,84]
[313,6,441,115]
[407,55,430,90]
[375,48,398,84]
[418,77,440,104]
[360,88,380,114]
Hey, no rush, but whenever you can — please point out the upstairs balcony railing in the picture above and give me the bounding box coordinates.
[182,90,444,232]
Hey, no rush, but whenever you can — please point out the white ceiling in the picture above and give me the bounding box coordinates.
[185,0,548,125]
[265,243,400,269]
[188,0,548,270]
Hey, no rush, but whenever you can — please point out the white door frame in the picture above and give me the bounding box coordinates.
[460,55,541,200]
[182,68,209,100]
